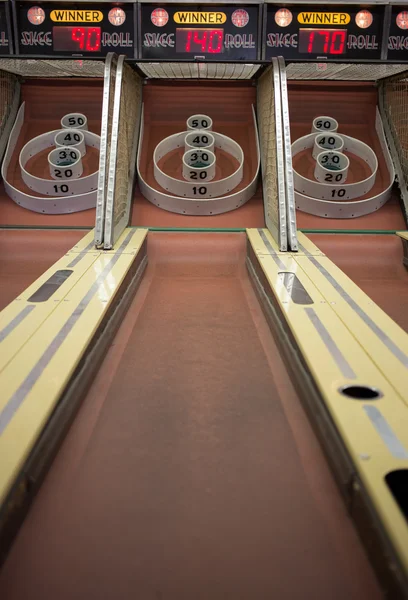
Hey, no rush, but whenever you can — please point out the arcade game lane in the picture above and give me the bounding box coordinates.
[0,1,407,593]
[288,80,408,333]
[0,78,102,310]
[0,232,382,599]
[264,2,408,331]
[288,81,406,232]
[0,65,405,600]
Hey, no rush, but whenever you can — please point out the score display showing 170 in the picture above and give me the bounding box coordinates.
[298,29,347,55]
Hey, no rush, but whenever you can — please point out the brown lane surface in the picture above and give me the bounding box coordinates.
[0,229,86,311]
[0,79,102,228]
[0,233,380,599]
[132,82,265,228]
[310,233,408,333]
[289,81,406,230]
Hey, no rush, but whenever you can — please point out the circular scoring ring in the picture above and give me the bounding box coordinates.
[311,116,339,133]
[184,130,215,154]
[54,128,87,157]
[2,103,100,214]
[290,131,394,218]
[292,132,378,201]
[186,114,213,131]
[312,132,344,159]
[137,104,260,216]
[61,112,88,131]
[153,130,244,199]
[182,148,216,182]
[48,145,83,181]
[314,150,350,184]
[20,128,100,197]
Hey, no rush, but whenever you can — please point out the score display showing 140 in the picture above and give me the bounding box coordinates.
[176,28,224,53]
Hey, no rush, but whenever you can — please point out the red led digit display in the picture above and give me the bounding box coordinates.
[53,27,101,52]
[176,29,224,54]
[299,29,347,55]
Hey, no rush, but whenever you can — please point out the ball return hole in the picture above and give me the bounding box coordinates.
[339,385,382,400]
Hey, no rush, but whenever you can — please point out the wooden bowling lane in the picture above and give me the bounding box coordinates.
[0,79,102,228]
[288,81,407,231]
[0,233,381,599]
[0,229,88,311]
[309,233,408,333]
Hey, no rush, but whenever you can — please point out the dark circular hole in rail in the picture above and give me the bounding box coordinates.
[339,385,382,400]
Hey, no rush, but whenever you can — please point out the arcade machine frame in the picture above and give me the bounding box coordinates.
[0,0,407,597]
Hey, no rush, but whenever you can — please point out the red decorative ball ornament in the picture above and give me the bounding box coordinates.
[397,11,408,30]
[151,8,169,27]
[231,9,249,28]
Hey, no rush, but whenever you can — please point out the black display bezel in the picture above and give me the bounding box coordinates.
[0,2,14,55]
[15,1,136,57]
[139,3,261,61]
[264,4,384,61]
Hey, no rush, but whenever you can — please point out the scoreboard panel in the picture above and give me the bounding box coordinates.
[139,4,261,60]
[0,2,13,54]
[264,4,384,61]
[14,2,136,56]
[0,2,407,62]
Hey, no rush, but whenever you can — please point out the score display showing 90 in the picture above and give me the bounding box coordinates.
[52,26,102,52]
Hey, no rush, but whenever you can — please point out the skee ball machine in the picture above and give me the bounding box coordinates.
[0,0,407,598]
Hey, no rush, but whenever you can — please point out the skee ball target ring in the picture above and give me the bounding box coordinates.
[311,116,339,133]
[314,151,350,184]
[2,104,101,213]
[184,131,215,154]
[312,133,344,160]
[182,148,216,183]
[137,107,260,215]
[153,129,244,198]
[186,114,213,131]
[292,112,395,218]
[48,146,83,181]
[60,112,88,131]
[54,129,87,157]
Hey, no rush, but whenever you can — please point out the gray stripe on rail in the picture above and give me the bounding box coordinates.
[0,305,36,343]
[304,307,356,380]
[299,243,408,369]
[0,230,136,435]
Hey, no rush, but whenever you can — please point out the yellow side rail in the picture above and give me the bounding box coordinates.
[247,227,408,598]
[0,228,148,555]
